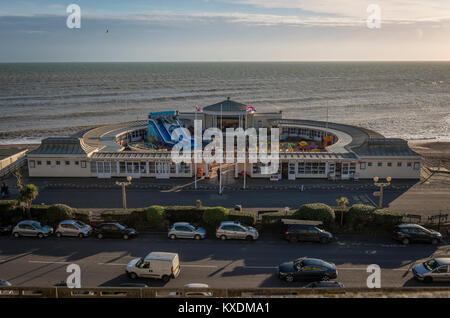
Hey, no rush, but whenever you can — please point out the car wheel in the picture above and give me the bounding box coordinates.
[13,232,20,238]
[97,233,103,239]
[123,234,129,240]
[194,234,201,240]
[220,235,227,241]
[128,272,138,280]
[78,233,84,238]
[162,275,170,283]
[285,275,294,283]
[424,276,433,284]
[322,275,330,281]
[169,234,176,240]
[289,236,297,243]
[246,235,253,241]
[402,238,410,245]
[37,233,44,239]
[56,232,62,238]
[431,238,438,245]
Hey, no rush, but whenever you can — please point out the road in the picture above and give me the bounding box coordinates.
[34,188,403,209]
[0,234,448,288]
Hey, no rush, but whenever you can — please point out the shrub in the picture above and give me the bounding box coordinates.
[202,207,229,229]
[145,206,166,230]
[30,205,51,224]
[345,204,376,227]
[73,209,92,224]
[293,203,335,226]
[165,206,205,224]
[46,204,74,226]
[0,200,21,224]
[373,209,402,231]
[196,200,202,208]
[228,212,255,226]
[261,211,294,232]
[101,208,148,229]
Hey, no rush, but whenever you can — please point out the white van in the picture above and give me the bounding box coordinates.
[126,252,180,282]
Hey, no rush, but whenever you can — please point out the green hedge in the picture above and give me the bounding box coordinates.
[293,203,335,227]
[145,206,166,230]
[345,204,377,229]
[164,206,205,224]
[228,211,255,226]
[202,207,229,229]
[0,200,22,224]
[261,211,294,232]
[100,209,147,229]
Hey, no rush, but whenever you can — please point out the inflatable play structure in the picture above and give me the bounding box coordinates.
[147,111,194,149]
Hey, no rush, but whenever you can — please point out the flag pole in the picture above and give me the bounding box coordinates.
[194,107,197,190]
[244,109,247,190]
[219,103,222,194]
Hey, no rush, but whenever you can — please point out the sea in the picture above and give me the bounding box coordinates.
[0,62,449,144]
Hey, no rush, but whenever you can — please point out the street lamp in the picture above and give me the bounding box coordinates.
[373,176,391,209]
[116,176,132,209]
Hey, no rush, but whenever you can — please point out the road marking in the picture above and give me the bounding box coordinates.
[338,267,408,271]
[29,260,71,264]
[0,249,40,264]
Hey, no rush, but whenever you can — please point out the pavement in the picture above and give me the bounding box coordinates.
[0,234,448,289]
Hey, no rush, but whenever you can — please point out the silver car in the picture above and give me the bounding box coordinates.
[168,222,206,240]
[12,220,53,238]
[55,220,92,238]
[412,258,450,283]
[216,221,259,241]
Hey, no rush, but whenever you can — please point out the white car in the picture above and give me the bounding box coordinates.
[169,283,212,297]
[55,220,92,238]
[412,258,450,283]
[126,252,180,282]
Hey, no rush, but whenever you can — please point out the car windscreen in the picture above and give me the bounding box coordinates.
[116,223,126,230]
[75,221,87,227]
[423,259,440,271]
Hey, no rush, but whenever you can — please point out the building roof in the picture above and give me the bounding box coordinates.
[30,138,97,156]
[203,99,248,113]
[0,148,27,160]
[351,138,421,157]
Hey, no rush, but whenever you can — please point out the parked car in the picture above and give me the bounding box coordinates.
[55,220,92,238]
[304,281,344,288]
[126,252,180,282]
[412,258,450,283]
[169,283,212,297]
[119,283,148,288]
[0,224,12,236]
[216,221,259,241]
[95,223,137,240]
[12,220,53,238]
[283,224,333,243]
[278,257,338,282]
[393,224,442,245]
[168,222,206,240]
[0,280,12,295]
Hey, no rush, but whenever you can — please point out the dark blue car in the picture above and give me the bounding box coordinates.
[278,257,337,282]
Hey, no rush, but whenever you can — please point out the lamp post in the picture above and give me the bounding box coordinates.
[116,176,132,209]
[373,176,391,209]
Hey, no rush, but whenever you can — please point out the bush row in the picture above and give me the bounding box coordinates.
[261,203,402,234]
[100,206,255,230]
[0,201,92,227]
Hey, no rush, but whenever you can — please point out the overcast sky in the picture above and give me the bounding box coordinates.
[1,0,450,62]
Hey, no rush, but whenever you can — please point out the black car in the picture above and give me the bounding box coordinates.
[94,223,137,240]
[393,224,442,245]
[0,225,12,236]
[283,224,333,243]
[278,257,338,282]
[304,281,343,288]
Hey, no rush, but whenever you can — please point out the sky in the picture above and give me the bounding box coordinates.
[1,0,450,62]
